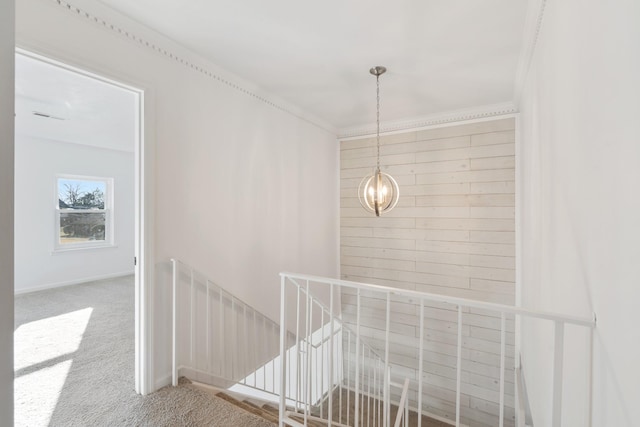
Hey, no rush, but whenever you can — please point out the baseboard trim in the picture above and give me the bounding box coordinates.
[154,373,172,392]
[14,270,134,295]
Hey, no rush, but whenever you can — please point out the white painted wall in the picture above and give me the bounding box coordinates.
[14,136,135,293]
[16,0,338,390]
[0,0,15,423]
[518,1,640,426]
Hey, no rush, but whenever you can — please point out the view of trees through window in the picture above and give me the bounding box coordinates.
[57,177,108,245]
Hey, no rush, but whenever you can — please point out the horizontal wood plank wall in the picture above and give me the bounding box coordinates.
[340,118,516,427]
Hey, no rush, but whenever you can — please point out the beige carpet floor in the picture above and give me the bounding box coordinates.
[14,275,275,427]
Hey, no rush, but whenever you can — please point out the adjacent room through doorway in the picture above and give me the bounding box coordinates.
[13,51,142,426]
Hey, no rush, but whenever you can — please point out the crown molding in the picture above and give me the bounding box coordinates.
[338,102,518,140]
[37,0,537,140]
[513,0,547,107]
[40,0,337,136]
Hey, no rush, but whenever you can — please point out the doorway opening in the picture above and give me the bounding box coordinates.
[13,49,147,425]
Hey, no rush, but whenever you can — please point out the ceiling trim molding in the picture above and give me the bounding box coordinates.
[513,0,547,107]
[43,0,338,136]
[338,102,518,140]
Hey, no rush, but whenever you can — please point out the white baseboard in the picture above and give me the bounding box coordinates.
[14,270,134,295]
[154,372,172,391]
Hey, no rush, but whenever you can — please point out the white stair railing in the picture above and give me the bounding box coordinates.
[392,379,410,427]
[171,259,386,419]
[172,259,296,400]
[279,272,596,427]
[278,275,388,427]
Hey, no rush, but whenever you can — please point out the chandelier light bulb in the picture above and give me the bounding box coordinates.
[358,168,399,217]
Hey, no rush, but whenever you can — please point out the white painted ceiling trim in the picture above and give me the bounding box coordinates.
[338,110,519,142]
[338,101,517,140]
[513,0,547,107]
[42,0,338,135]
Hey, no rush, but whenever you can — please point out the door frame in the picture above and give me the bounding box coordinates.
[15,47,155,395]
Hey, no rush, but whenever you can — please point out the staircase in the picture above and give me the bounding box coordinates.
[313,388,450,427]
[201,386,449,427]
[278,272,596,427]
[214,392,280,426]
[216,393,343,427]
[169,260,595,427]
[193,386,328,427]
[169,260,469,426]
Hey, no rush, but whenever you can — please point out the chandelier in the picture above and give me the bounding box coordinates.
[357,66,399,216]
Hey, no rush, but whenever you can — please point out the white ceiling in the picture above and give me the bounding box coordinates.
[98,0,528,133]
[15,1,528,142]
[15,53,136,152]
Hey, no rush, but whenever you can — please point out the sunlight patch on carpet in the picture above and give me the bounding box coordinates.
[14,307,93,427]
[15,360,73,427]
[15,307,93,371]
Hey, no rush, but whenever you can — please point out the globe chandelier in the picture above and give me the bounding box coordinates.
[357,66,400,216]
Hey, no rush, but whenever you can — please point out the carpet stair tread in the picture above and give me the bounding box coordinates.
[215,393,278,424]
[241,400,280,423]
[261,403,279,415]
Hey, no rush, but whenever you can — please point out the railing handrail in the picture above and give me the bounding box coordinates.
[290,276,386,361]
[173,258,280,329]
[172,258,295,400]
[280,272,596,328]
[172,261,344,354]
[279,274,391,427]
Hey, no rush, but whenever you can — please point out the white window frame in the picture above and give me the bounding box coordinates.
[54,174,114,252]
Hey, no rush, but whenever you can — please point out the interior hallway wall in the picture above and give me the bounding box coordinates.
[16,0,339,390]
[518,1,640,425]
[0,0,15,423]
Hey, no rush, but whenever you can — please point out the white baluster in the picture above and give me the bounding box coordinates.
[499,312,506,427]
[552,320,565,427]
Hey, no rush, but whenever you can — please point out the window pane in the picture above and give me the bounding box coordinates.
[59,212,106,244]
[58,178,106,209]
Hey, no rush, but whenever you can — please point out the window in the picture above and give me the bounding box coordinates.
[55,175,113,250]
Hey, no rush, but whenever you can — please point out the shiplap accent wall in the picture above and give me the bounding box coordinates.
[339,118,516,427]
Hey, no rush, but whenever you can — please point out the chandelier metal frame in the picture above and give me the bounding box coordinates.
[357,66,400,216]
